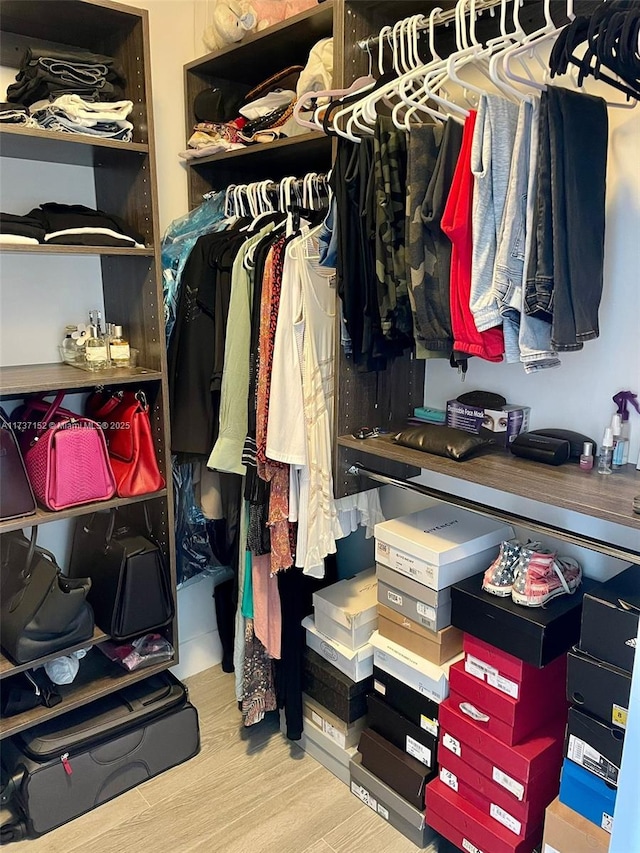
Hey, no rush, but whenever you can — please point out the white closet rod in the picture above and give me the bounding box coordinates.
[357,0,505,52]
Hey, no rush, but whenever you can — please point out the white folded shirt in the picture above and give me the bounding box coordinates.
[239,89,295,120]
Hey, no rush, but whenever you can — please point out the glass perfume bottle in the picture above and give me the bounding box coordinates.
[109,324,131,368]
[60,325,79,364]
[84,316,108,371]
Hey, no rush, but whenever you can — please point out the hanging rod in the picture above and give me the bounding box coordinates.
[347,463,640,565]
[357,0,505,52]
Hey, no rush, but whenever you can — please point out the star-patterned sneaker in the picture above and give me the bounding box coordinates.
[482,540,524,597]
[511,547,582,607]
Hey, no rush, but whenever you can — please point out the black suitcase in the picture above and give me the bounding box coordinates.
[1,672,199,839]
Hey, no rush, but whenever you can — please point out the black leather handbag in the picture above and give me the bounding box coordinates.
[0,408,36,522]
[68,508,174,642]
[0,529,94,664]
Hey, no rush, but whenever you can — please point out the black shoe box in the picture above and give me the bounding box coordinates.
[579,566,639,674]
[450,572,598,668]
[302,647,372,723]
[567,649,631,730]
[367,691,438,770]
[358,727,436,810]
[565,706,624,788]
[372,665,440,737]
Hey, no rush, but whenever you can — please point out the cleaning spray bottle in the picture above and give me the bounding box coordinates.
[612,390,640,467]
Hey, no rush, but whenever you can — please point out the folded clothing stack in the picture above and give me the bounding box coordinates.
[179,118,247,160]
[30,94,134,141]
[6,46,126,107]
[0,103,37,127]
[0,204,145,249]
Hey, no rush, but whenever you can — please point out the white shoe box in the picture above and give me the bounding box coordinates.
[280,710,357,787]
[370,630,462,703]
[377,563,452,632]
[303,615,373,682]
[313,567,377,651]
[303,694,366,750]
[375,505,513,590]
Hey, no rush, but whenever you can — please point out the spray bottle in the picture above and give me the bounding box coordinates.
[612,390,640,468]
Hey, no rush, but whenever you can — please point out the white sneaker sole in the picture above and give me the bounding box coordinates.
[482,581,514,597]
[511,583,579,608]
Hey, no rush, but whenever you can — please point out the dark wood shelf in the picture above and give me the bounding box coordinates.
[186,1,334,81]
[0,649,175,740]
[338,433,640,533]
[0,628,108,679]
[0,125,148,166]
[187,132,330,168]
[0,244,153,257]
[0,489,168,535]
[0,363,163,397]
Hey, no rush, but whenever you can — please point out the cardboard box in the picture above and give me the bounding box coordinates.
[372,665,440,738]
[302,694,366,750]
[438,699,565,790]
[445,399,530,448]
[567,649,631,730]
[379,605,463,665]
[303,647,371,723]
[297,719,357,787]
[375,505,513,590]
[580,566,639,674]
[303,615,373,682]
[542,796,611,853]
[426,778,543,853]
[370,630,462,703]
[350,754,449,850]
[437,742,558,829]
[565,707,623,787]
[451,573,597,667]
[463,635,567,701]
[449,661,567,746]
[367,692,438,769]
[313,567,377,651]
[359,727,436,810]
[559,758,616,834]
[377,564,452,631]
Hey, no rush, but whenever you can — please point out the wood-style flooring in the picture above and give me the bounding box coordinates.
[15,665,420,853]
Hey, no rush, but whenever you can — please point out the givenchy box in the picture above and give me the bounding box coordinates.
[303,694,365,750]
[580,566,639,674]
[313,567,377,651]
[372,666,440,738]
[370,630,462,703]
[446,399,530,448]
[463,635,567,701]
[565,707,623,787]
[375,505,513,590]
[303,647,371,723]
[378,605,463,665]
[426,778,543,853]
[559,758,616,834]
[438,699,565,791]
[542,796,612,853]
[377,563,452,632]
[448,661,567,746]
[451,574,596,667]
[367,692,438,769]
[437,741,558,829]
[567,648,631,730]
[349,754,447,850]
[358,727,436,810]
[303,615,373,682]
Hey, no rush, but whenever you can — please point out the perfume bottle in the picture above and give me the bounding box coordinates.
[597,428,614,475]
[84,315,108,371]
[579,441,594,471]
[60,325,79,364]
[109,324,131,368]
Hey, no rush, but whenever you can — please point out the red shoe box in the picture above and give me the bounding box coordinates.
[438,747,560,833]
[449,660,568,746]
[463,635,567,699]
[438,699,565,795]
[426,778,543,853]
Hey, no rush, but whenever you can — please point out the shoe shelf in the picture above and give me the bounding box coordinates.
[337,434,640,557]
[0,627,108,680]
[0,125,149,166]
[0,363,163,397]
[0,648,176,740]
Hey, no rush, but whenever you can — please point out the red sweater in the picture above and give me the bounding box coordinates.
[442,111,504,362]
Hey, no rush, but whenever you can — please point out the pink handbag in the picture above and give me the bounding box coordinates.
[14,392,116,511]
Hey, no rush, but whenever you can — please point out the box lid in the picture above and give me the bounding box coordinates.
[370,630,462,684]
[375,505,513,566]
[377,563,451,604]
[313,568,377,630]
[303,616,374,664]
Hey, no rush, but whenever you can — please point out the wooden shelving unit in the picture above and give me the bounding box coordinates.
[0,0,177,738]
[0,628,108,679]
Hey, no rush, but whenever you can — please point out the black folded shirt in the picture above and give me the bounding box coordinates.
[28,203,145,248]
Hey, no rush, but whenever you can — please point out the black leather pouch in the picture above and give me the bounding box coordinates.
[393,424,492,461]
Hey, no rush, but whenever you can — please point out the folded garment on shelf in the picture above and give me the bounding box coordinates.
[30,94,133,123]
[34,111,133,141]
[0,102,37,126]
[179,120,246,158]
[26,203,145,248]
[239,89,296,120]
[0,212,46,242]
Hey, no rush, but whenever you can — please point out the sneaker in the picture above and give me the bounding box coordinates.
[482,540,523,597]
[511,546,582,607]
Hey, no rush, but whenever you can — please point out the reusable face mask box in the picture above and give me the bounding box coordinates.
[312,567,377,651]
[374,505,514,591]
[446,400,531,448]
